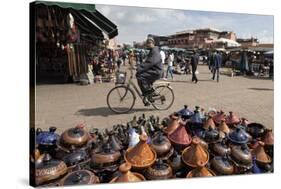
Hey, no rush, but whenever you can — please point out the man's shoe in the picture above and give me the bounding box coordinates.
[143,97,151,106]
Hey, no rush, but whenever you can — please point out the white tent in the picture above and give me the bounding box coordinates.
[213,38,241,47]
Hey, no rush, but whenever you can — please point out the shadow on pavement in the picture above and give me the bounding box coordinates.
[248,88,273,91]
[76,107,155,117]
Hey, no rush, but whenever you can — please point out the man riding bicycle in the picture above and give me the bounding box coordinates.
[136,37,163,106]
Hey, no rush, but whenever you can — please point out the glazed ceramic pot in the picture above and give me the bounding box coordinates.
[144,159,173,180]
[262,129,274,158]
[163,113,180,135]
[204,127,220,144]
[227,127,249,145]
[110,163,145,183]
[251,141,272,168]
[241,118,250,127]
[36,127,59,154]
[59,125,90,150]
[107,131,123,151]
[128,127,140,148]
[62,148,90,170]
[177,105,194,120]
[59,170,99,186]
[124,135,157,170]
[193,136,208,150]
[189,106,203,128]
[218,120,231,134]
[230,144,253,168]
[150,132,174,159]
[210,139,231,157]
[203,116,216,130]
[190,125,206,138]
[213,111,226,125]
[168,122,192,150]
[90,143,121,171]
[225,111,240,126]
[210,155,234,175]
[168,151,184,174]
[262,129,274,146]
[35,154,68,186]
[246,123,266,139]
[182,137,209,168]
[186,161,215,178]
[252,157,265,174]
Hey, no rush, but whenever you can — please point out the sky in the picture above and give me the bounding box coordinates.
[96,4,274,45]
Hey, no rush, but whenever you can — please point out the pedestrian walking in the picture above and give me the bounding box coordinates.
[165,52,174,80]
[212,51,222,82]
[191,50,199,83]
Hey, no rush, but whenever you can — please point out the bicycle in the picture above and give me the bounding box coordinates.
[106,64,175,114]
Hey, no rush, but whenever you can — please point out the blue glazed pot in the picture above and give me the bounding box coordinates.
[227,127,249,144]
[36,127,59,146]
[177,105,194,120]
[252,157,264,174]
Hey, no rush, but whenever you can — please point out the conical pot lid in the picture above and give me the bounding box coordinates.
[225,111,240,125]
[262,129,274,146]
[210,156,234,175]
[182,137,209,168]
[251,141,272,164]
[219,120,230,134]
[60,170,99,186]
[213,111,226,125]
[227,127,248,144]
[60,125,89,147]
[203,117,216,130]
[168,122,192,146]
[145,159,173,180]
[110,163,145,182]
[125,135,157,169]
[164,114,180,135]
[186,161,215,177]
[178,105,193,117]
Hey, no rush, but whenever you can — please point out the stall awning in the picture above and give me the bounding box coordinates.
[81,10,118,39]
[35,1,96,12]
[35,1,118,39]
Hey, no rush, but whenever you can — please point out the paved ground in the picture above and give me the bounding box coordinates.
[35,64,274,133]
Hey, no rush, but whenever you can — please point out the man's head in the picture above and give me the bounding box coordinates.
[146,37,155,49]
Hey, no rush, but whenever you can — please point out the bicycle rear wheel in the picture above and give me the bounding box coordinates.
[151,85,174,110]
[107,85,136,114]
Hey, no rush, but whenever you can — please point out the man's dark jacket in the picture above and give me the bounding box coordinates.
[136,46,162,80]
[214,53,222,68]
[191,54,199,71]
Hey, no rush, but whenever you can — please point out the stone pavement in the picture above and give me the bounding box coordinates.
[35,64,274,133]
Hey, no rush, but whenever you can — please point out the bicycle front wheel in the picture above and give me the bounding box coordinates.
[107,85,136,114]
[151,85,174,110]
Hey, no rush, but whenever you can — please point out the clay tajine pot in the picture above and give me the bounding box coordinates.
[182,137,209,168]
[124,135,157,170]
[59,170,99,186]
[59,125,90,150]
[35,154,68,186]
[163,113,180,135]
[251,141,272,167]
[168,122,192,150]
[218,119,231,134]
[186,161,215,178]
[203,116,216,130]
[110,163,145,183]
[150,132,174,159]
[210,156,234,175]
[225,111,240,126]
[262,129,274,146]
[213,111,226,125]
[230,144,252,167]
[144,159,173,180]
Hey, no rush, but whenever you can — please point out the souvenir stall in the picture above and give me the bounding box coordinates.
[33,1,118,83]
